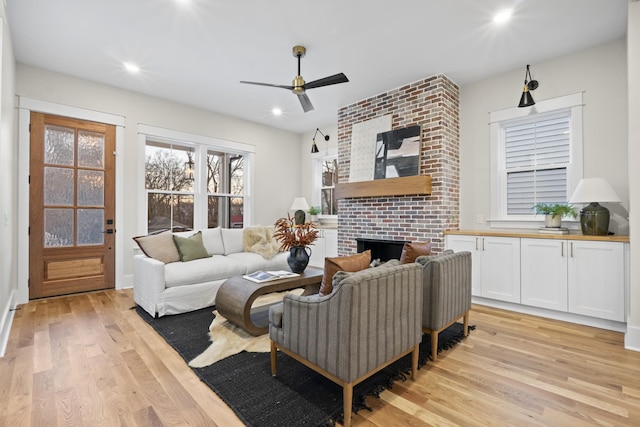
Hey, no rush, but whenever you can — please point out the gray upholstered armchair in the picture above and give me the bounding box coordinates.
[416,251,472,361]
[269,263,423,427]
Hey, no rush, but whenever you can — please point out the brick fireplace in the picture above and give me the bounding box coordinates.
[336,75,460,255]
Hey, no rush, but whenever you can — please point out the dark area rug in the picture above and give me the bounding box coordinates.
[136,306,474,427]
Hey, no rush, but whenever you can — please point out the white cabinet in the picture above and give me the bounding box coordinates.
[568,240,625,322]
[309,229,338,267]
[447,232,627,326]
[521,239,625,321]
[521,238,568,311]
[445,235,520,303]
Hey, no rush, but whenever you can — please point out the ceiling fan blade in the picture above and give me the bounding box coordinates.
[297,93,314,112]
[304,73,349,90]
[240,81,294,90]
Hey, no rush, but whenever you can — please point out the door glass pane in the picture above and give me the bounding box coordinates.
[44,167,74,206]
[44,208,74,247]
[78,130,105,168]
[78,209,104,245]
[44,125,75,166]
[78,170,104,206]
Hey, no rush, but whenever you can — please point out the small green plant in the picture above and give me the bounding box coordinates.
[533,203,577,219]
[308,206,321,215]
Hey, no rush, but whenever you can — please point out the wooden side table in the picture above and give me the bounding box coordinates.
[215,267,323,336]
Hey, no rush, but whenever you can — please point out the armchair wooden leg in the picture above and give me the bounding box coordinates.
[270,340,277,376]
[411,344,419,380]
[463,311,470,337]
[343,383,353,427]
[431,331,439,361]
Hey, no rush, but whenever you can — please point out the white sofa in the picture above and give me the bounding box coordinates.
[133,227,289,317]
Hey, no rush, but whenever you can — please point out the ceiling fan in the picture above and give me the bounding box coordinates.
[240,45,349,113]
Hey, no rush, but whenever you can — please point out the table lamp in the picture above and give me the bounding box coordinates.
[569,178,620,235]
[290,197,310,225]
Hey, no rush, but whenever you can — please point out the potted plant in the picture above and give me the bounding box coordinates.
[308,205,321,223]
[533,202,577,228]
[274,214,320,273]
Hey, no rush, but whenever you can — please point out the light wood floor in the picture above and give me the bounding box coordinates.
[2,289,640,426]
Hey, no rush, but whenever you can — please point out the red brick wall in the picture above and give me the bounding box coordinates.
[337,75,460,256]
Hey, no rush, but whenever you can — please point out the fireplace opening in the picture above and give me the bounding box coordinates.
[356,238,409,262]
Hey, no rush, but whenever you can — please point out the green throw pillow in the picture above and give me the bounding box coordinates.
[173,231,210,262]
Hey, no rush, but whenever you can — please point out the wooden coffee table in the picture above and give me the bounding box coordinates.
[215,267,323,336]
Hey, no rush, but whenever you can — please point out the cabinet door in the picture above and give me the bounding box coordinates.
[308,232,326,268]
[521,238,568,311]
[568,241,625,321]
[481,237,521,303]
[446,235,481,296]
[323,229,338,258]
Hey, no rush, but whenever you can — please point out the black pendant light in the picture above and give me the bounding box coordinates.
[518,64,539,108]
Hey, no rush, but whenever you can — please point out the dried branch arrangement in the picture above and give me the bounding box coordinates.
[273,214,319,251]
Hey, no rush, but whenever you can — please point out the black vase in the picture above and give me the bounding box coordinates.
[287,246,311,273]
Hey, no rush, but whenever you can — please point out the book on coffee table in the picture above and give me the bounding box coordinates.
[243,270,300,283]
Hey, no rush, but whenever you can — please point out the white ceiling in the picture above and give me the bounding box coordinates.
[5,0,628,134]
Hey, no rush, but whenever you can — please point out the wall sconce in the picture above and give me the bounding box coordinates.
[311,128,330,153]
[569,178,621,235]
[518,64,539,108]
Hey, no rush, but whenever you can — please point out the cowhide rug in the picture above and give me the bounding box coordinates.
[188,289,303,367]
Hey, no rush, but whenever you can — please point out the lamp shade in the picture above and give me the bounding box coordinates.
[290,197,310,211]
[569,178,620,204]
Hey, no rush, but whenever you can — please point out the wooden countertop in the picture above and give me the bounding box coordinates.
[444,229,630,243]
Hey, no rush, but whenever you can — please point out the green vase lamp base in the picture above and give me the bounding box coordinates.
[580,202,610,236]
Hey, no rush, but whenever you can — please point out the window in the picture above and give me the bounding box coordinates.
[313,151,338,216]
[490,93,583,226]
[141,125,252,234]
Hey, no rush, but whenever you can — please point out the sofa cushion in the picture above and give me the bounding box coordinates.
[226,251,289,273]
[319,250,371,296]
[164,255,247,288]
[400,241,432,264]
[133,230,180,264]
[201,227,225,255]
[221,228,244,255]
[415,249,455,267]
[173,231,210,262]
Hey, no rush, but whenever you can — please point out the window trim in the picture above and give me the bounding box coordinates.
[137,124,254,234]
[489,92,584,228]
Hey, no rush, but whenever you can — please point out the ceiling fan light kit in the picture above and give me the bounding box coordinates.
[240,45,349,113]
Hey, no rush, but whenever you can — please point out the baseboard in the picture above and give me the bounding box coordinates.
[0,289,17,357]
[625,324,640,351]
[472,297,627,333]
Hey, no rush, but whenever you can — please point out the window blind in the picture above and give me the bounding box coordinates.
[504,113,570,215]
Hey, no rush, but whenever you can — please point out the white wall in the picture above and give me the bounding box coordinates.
[14,64,303,289]
[459,38,628,229]
[0,3,17,355]
[626,1,640,350]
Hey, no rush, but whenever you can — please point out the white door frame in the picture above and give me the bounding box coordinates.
[17,97,125,304]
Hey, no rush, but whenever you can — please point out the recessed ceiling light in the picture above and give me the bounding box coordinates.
[272,108,282,116]
[123,62,140,74]
[493,9,513,24]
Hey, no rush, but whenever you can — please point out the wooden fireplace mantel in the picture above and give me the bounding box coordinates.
[335,175,432,199]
